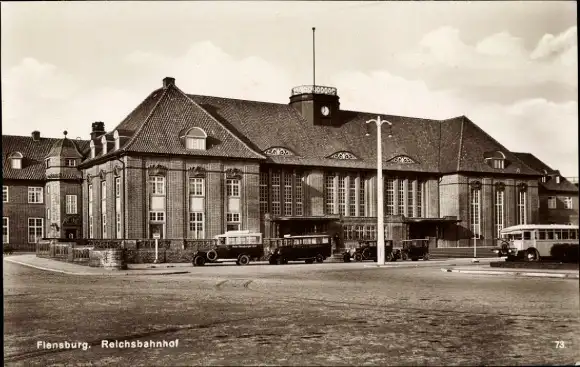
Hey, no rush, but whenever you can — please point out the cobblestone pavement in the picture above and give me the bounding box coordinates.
[4,260,579,366]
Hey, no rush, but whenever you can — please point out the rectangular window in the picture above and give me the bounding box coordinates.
[492,159,504,169]
[28,218,43,243]
[66,195,78,214]
[385,178,394,215]
[295,173,303,216]
[548,196,557,209]
[349,177,356,217]
[338,175,346,216]
[284,174,293,216]
[564,197,573,209]
[470,188,481,239]
[517,190,527,225]
[495,189,504,238]
[12,159,21,169]
[189,177,205,196]
[116,212,122,239]
[355,225,364,240]
[28,187,43,204]
[407,181,414,217]
[47,208,51,221]
[398,180,405,215]
[359,175,366,217]
[271,171,281,216]
[189,212,204,239]
[416,181,423,218]
[102,213,107,238]
[149,211,165,222]
[259,172,269,214]
[3,217,9,243]
[2,186,8,203]
[89,216,94,238]
[226,179,241,197]
[101,181,107,214]
[88,184,93,216]
[226,213,241,231]
[115,177,121,198]
[325,174,336,215]
[150,176,165,195]
[186,137,206,150]
[65,159,76,167]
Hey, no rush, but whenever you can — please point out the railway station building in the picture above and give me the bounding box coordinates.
[2,77,577,251]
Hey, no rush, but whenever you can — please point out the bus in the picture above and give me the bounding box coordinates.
[493,224,579,262]
[192,230,263,266]
[267,234,333,265]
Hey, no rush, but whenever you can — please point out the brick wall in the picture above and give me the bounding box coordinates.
[540,193,579,225]
[2,180,46,250]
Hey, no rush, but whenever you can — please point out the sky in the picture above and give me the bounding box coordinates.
[1,1,578,177]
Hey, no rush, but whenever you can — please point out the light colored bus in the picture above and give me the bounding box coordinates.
[494,224,579,261]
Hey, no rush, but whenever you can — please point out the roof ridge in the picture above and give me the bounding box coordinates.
[177,87,266,159]
[187,93,288,107]
[461,116,543,176]
[122,87,170,152]
[456,116,465,171]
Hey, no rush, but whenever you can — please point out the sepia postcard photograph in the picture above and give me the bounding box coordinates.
[2,1,578,366]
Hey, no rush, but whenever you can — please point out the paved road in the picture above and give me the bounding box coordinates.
[4,260,579,366]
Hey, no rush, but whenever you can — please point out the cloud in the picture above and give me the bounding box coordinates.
[332,70,578,177]
[396,26,577,90]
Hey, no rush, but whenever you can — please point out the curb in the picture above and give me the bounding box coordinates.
[4,258,190,276]
[441,268,579,279]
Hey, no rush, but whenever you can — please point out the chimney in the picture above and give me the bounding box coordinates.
[31,130,41,141]
[163,77,175,88]
[91,121,106,140]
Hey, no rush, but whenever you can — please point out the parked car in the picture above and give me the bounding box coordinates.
[268,234,333,265]
[343,240,404,262]
[192,231,263,266]
[401,239,430,261]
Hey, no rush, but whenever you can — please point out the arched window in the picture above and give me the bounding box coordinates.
[484,151,506,169]
[264,147,294,156]
[388,155,416,164]
[182,127,207,150]
[90,140,96,159]
[9,152,23,169]
[101,135,108,155]
[114,130,121,151]
[328,151,357,160]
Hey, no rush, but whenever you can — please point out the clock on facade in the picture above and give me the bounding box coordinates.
[320,106,330,117]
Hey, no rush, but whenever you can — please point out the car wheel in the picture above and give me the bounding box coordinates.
[315,254,324,263]
[206,249,218,262]
[353,253,363,262]
[401,252,408,261]
[526,248,540,262]
[193,256,206,267]
[238,254,250,266]
[422,253,430,261]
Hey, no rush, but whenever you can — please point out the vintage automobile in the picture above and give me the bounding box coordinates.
[343,240,404,262]
[402,239,430,261]
[192,231,264,266]
[268,234,333,265]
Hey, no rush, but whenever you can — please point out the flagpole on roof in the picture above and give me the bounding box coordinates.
[312,27,316,89]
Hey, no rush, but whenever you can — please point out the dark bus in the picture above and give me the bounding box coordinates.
[268,234,333,265]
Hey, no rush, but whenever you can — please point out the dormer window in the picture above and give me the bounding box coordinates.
[181,127,207,150]
[541,176,547,183]
[101,135,108,155]
[45,158,50,169]
[65,159,76,167]
[484,151,506,169]
[90,141,95,159]
[9,152,23,169]
[491,159,504,169]
[556,176,561,184]
[264,147,294,156]
[328,151,358,160]
[114,130,121,150]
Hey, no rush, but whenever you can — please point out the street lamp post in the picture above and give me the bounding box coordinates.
[366,116,392,265]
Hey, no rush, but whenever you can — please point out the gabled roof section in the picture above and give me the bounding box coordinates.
[440,116,540,175]
[513,152,578,193]
[2,135,89,180]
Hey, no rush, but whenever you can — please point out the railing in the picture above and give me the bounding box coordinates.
[72,246,91,263]
[291,85,337,96]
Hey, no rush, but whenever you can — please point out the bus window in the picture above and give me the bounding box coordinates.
[523,232,531,240]
[571,230,578,240]
[554,230,560,240]
[562,230,569,240]
[547,231,554,240]
[509,233,522,240]
[538,230,546,240]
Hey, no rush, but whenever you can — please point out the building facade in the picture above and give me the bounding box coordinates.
[3,77,574,250]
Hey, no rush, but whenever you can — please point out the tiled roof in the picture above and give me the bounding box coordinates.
[2,135,89,180]
[445,116,539,175]
[77,80,548,176]
[513,152,578,193]
[190,94,442,172]
[47,137,84,158]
